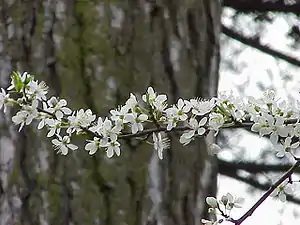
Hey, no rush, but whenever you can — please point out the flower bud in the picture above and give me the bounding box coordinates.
[221,195,228,205]
[206,197,218,208]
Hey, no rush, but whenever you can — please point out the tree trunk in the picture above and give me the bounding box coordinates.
[0,0,220,224]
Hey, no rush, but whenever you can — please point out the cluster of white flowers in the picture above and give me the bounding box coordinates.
[2,71,300,224]
[0,73,218,158]
[2,71,300,160]
[203,193,244,224]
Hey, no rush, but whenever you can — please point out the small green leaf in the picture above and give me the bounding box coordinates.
[11,71,24,92]
[24,74,34,85]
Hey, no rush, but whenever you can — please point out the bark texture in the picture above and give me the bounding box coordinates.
[0,0,220,224]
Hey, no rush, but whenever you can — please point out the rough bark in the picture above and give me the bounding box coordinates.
[0,0,221,224]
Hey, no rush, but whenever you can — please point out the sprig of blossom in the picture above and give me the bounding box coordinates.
[4,71,300,161]
[3,71,300,225]
[204,193,244,224]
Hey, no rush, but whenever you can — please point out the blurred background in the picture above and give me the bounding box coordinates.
[0,0,300,225]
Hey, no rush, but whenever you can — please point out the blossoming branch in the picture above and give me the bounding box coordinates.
[1,71,300,224]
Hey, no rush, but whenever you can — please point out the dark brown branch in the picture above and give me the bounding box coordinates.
[120,117,300,139]
[218,159,300,174]
[223,0,300,14]
[222,25,300,67]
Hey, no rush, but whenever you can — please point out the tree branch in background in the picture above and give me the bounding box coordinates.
[222,25,300,67]
[223,0,300,14]
[218,159,300,174]
[219,159,300,205]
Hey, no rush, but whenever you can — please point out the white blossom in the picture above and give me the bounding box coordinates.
[52,135,78,155]
[125,112,148,134]
[12,110,30,131]
[292,123,300,137]
[110,106,130,125]
[12,100,39,131]
[251,114,290,142]
[216,94,247,121]
[165,98,189,120]
[179,117,207,145]
[165,99,189,130]
[269,117,290,144]
[37,116,51,130]
[46,119,61,137]
[142,87,167,111]
[245,97,262,120]
[274,137,299,158]
[103,135,121,158]
[251,113,273,136]
[270,180,293,202]
[125,93,139,111]
[185,98,215,116]
[76,109,96,127]
[220,193,244,210]
[27,80,48,100]
[89,117,104,134]
[85,137,101,155]
[179,131,194,146]
[44,97,72,120]
[165,113,178,131]
[153,94,168,111]
[142,87,156,103]
[101,117,121,139]
[272,100,296,118]
[67,109,96,133]
[209,113,225,132]
[261,89,277,105]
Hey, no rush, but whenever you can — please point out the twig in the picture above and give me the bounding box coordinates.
[36,106,300,141]
[222,25,300,67]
